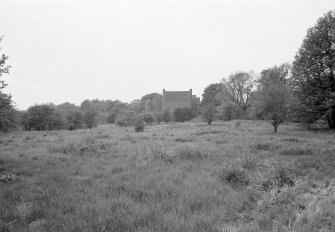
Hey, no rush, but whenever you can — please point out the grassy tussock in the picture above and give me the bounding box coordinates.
[252,142,281,151]
[279,147,313,156]
[47,137,115,155]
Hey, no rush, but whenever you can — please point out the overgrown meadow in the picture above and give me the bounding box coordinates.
[1,120,334,232]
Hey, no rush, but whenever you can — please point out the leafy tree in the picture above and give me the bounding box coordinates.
[173,108,193,122]
[263,84,288,133]
[218,102,241,121]
[202,105,216,125]
[257,64,291,133]
[142,113,155,125]
[67,111,84,130]
[222,72,254,113]
[106,101,128,124]
[0,36,17,132]
[129,99,142,114]
[291,10,335,129]
[153,112,163,124]
[162,110,172,123]
[19,111,30,131]
[83,108,98,129]
[26,104,65,130]
[115,110,136,127]
[201,83,223,125]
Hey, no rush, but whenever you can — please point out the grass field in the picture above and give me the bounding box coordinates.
[1,120,334,232]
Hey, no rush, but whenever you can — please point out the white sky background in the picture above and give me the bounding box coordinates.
[1,0,334,110]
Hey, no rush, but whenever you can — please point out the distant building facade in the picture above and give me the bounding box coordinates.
[144,89,200,114]
[162,89,193,113]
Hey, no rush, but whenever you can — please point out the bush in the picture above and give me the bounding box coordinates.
[142,113,155,125]
[218,167,249,188]
[115,110,136,127]
[66,111,83,130]
[162,110,172,123]
[153,113,163,124]
[83,109,98,129]
[173,108,194,122]
[134,117,144,132]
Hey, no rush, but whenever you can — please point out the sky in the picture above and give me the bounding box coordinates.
[1,0,334,110]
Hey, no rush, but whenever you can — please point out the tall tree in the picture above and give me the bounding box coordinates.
[291,10,335,129]
[0,36,16,132]
[201,83,223,125]
[26,104,65,131]
[222,71,254,113]
[257,64,291,133]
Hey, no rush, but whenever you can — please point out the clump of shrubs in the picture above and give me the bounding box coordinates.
[173,108,194,122]
[162,110,172,123]
[218,160,296,191]
[142,113,155,125]
[218,166,249,189]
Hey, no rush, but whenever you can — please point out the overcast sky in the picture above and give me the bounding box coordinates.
[1,0,334,110]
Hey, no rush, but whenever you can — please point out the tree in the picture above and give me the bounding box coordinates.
[222,72,254,113]
[257,64,291,133]
[263,84,288,133]
[106,101,128,124]
[202,105,216,125]
[26,104,65,131]
[115,109,136,127]
[83,108,98,129]
[162,110,172,123]
[291,10,335,129]
[173,108,193,122]
[0,36,17,132]
[142,113,155,125]
[67,111,84,130]
[201,83,223,125]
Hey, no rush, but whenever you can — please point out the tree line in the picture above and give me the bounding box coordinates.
[0,10,334,133]
[201,10,335,132]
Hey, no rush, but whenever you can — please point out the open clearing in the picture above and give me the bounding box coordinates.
[1,120,335,232]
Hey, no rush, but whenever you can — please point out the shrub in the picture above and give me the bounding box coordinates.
[173,108,194,122]
[153,113,163,124]
[83,109,98,129]
[115,110,136,127]
[134,117,144,132]
[249,161,295,191]
[162,110,172,123]
[218,167,249,188]
[66,111,83,130]
[142,113,155,125]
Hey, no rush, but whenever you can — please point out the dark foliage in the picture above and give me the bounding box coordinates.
[291,10,335,129]
[173,108,193,122]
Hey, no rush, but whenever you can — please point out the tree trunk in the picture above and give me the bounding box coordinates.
[274,125,278,133]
